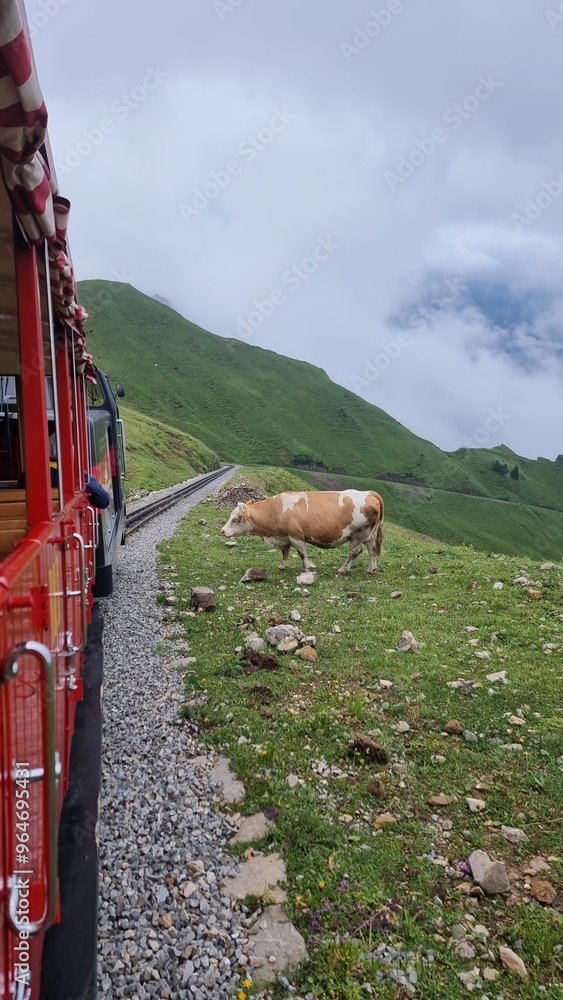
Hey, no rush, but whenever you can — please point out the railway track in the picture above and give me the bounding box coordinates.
[126,465,234,533]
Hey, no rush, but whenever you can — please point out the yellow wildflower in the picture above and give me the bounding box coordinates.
[243,979,253,988]
[318,880,325,888]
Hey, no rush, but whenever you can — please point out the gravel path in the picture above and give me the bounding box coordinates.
[96,467,253,1000]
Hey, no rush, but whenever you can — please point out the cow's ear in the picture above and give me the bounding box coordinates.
[245,499,257,506]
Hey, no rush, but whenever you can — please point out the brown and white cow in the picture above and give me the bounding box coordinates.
[221,490,384,575]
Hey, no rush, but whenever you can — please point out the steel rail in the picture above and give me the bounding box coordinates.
[126,466,233,534]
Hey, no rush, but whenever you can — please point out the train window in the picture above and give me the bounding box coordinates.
[37,253,62,513]
[0,376,22,484]
[87,379,106,408]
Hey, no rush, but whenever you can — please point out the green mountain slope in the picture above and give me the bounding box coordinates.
[80,280,563,522]
[120,405,220,494]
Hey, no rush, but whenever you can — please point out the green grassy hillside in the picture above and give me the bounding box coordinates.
[80,281,547,497]
[80,280,563,557]
[120,405,219,494]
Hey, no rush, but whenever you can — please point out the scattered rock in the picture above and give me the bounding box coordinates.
[390,591,403,599]
[542,642,559,654]
[348,736,389,763]
[169,657,197,669]
[540,562,555,570]
[394,720,411,734]
[528,856,550,874]
[500,825,528,844]
[396,631,419,652]
[428,793,457,806]
[455,939,476,959]
[530,878,557,905]
[499,945,528,979]
[245,633,267,652]
[444,719,464,735]
[197,518,207,525]
[463,730,478,742]
[297,572,316,585]
[277,637,300,653]
[220,853,287,901]
[289,610,301,622]
[373,813,398,830]
[331,624,342,634]
[246,905,308,986]
[210,482,266,508]
[486,670,507,683]
[410,671,422,680]
[483,968,499,982]
[225,539,238,547]
[266,624,304,648]
[208,757,246,804]
[466,797,486,813]
[286,774,300,789]
[298,645,317,661]
[379,679,393,690]
[508,715,525,726]
[240,567,268,583]
[458,968,480,990]
[527,588,543,599]
[493,582,504,590]
[469,850,510,895]
[511,576,529,586]
[474,650,490,660]
[190,586,216,612]
[230,812,274,844]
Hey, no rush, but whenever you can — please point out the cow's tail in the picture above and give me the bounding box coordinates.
[375,517,384,556]
[367,492,384,555]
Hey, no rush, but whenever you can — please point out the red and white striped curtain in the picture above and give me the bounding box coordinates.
[0,0,93,376]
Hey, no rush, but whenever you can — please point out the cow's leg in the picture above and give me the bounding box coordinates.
[365,535,378,573]
[279,543,291,570]
[337,536,364,575]
[289,536,315,571]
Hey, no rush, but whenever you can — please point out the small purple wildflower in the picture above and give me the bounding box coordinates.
[338,879,348,892]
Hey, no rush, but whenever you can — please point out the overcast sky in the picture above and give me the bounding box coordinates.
[27,0,563,459]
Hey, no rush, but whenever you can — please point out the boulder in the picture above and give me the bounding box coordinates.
[190,587,216,612]
[265,624,304,648]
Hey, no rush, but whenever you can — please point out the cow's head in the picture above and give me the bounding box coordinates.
[220,500,255,537]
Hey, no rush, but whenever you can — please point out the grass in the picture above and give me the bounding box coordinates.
[120,405,219,495]
[158,475,563,999]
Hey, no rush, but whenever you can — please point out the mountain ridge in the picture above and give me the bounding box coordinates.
[79,280,563,534]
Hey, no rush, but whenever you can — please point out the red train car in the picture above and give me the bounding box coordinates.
[0,4,103,998]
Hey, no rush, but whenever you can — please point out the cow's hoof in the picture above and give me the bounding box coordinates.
[278,564,289,570]
[336,568,350,576]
